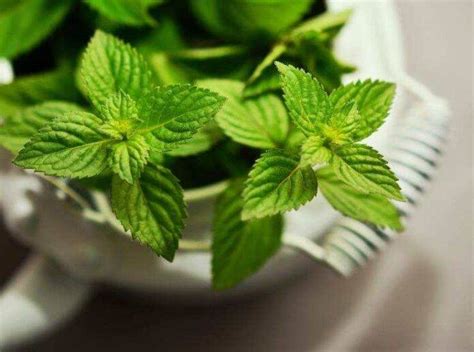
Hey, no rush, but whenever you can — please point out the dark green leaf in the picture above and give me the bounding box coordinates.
[212,180,283,290]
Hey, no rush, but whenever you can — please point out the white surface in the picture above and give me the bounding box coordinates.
[0,255,90,350]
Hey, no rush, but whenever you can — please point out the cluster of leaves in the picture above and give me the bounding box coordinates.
[0,0,405,290]
[208,63,403,289]
[12,31,225,261]
[0,0,164,60]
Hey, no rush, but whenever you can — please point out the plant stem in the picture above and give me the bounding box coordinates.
[37,174,90,210]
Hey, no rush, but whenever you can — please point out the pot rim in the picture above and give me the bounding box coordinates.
[183,179,229,202]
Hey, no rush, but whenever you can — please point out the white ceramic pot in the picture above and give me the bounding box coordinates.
[0,0,450,348]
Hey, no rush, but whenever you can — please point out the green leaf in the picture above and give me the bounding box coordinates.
[290,9,352,39]
[244,9,353,97]
[242,149,318,220]
[284,127,306,151]
[0,66,81,117]
[85,0,162,26]
[198,79,288,149]
[0,0,73,59]
[14,112,115,178]
[292,31,356,92]
[111,163,186,261]
[109,135,149,184]
[151,46,253,85]
[317,167,403,230]
[166,125,222,157]
[149,53,190,85]
[98,92,142,138]
[191,0,313,42]
[212,180,283,290]
[99,91,139,122]
[331,143,404,201]
[0,101,84,154]
[276,62,331,136]
[300,135,332,167]
[136,84,225,151]
[80,30,153,109]
[137,17,185,54]
[328,101,359,135]
[329,80,396,141]
[323,100,360,145]
[243,68,280,98]
[247,43,287,85]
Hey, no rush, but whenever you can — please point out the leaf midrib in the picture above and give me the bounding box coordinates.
[18,138,116,161]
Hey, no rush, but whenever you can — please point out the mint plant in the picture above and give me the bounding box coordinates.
[242,63,403,225]
[14,31,225,261]
[0,1,405,290]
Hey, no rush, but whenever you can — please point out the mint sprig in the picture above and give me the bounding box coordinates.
[242,62,404,229]
[14,31,225,261]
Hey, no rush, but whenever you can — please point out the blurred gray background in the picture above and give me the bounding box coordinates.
[0,1,472,351]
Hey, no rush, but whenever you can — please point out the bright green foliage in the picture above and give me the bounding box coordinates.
[137,84,225,151]
[167,125,222,157]
[326,101,360,145]
[212,180,283,290]
[0,0,73,59]
[331,144,404,201]
[300,136,332,167]
[80,30,154,109]
[14,112,114,178]
[198,79,288,149]
[109,135,149,184]
[242,149,318,220]
[100,91,140,122]
[111,163,186,261]
[284,127,307,151]
[329,80,396,141]
[276,62,331,135]
[84,0,162,26]
[0,4,406,291]
[317,167,403,230]
[0,67,81,117]
[98,92,142,139]
[243,62,402,228]
[12,31,224,261]
[0,102,84,154]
